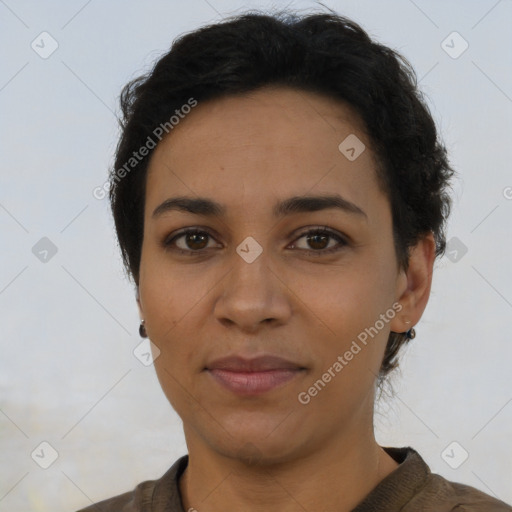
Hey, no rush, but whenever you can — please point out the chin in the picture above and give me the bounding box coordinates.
[203,413,309,466]
[220,438,298,467]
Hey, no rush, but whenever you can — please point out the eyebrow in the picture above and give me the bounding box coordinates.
[152,194,367,220]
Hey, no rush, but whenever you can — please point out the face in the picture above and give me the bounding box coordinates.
[137,86,414,464]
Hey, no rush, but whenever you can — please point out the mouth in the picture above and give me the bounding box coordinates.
[205,355,306,396]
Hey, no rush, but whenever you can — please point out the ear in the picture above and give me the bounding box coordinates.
[389,232,436,334]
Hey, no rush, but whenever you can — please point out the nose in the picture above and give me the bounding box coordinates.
[213,245,292,333]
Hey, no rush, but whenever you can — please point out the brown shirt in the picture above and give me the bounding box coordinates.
[76,447,511,511]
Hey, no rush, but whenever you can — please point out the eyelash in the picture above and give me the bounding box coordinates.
[163,226,348,257]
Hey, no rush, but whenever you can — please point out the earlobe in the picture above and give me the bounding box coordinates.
[135,286,143,316]
[135,286,147,337]
[390,233,436,334]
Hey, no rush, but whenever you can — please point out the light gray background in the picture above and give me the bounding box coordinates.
[1,0,511,510]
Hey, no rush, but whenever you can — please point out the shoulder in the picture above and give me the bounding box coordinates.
[74,455,189,512]
[371,447,511,512]
[404,457,511,511]
[75,479,155,512]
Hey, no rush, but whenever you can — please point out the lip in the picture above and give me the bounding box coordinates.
[206,355,304,372]
[205,355,306,396]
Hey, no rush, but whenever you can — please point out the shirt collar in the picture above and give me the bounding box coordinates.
[150,447,429,512]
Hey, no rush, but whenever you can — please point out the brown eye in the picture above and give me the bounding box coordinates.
[164,229,220,255]
[182,231,209,250]
[291,227,348,255]
[163,226,347,257]
[306,232,330,250]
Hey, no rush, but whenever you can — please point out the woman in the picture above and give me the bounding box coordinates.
[77,9,511,512]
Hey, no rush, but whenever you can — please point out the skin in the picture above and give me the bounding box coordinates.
[136,85,436,512]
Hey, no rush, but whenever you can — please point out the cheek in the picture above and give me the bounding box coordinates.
[294,278,392,417]
[142,271,205,414]
[296,255,395,328]
[140,252,212,334]
[292,258,396,379]
[138,259,212,385]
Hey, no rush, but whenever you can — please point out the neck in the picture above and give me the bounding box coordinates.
[179,432,399,512]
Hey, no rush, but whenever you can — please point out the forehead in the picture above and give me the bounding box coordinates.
[145,86,385,218]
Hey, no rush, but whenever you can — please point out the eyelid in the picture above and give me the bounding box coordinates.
[163,225,349,255]
[290,226,349,252]
[292,225,348,242]
[163,226,222,250]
